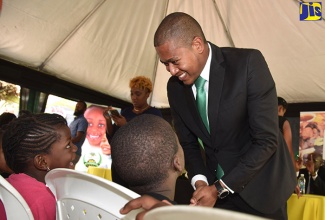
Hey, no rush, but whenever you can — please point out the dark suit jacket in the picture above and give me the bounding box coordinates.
[167,43,296,214]
[299,166,325,195]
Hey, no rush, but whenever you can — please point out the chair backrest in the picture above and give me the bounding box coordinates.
[45,168,141,220]
[143,205,270,220]
[0,175,34,220]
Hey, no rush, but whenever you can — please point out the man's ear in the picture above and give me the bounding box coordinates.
[192,36,204,54]
[34,154,48,171]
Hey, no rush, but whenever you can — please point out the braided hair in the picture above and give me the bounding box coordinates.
[2,113,67,173]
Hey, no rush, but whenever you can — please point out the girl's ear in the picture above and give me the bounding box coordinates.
[34,154,49,171]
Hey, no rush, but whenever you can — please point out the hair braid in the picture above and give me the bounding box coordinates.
[2,113,67,173]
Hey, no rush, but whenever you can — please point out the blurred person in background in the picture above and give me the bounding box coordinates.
[105,76,162,136]
[69,101,88,164]
[278,97,295,166]
[0,112,16,129]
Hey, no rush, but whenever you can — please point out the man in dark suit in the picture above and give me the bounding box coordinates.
[154,12,296,219]
[298,152,325,195]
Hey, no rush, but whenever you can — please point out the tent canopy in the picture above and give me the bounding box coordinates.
[0,0,325,109]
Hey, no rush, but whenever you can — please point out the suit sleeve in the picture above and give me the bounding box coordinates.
[170,105,210,180]
[222,50,279,192]
[313,167,325,195]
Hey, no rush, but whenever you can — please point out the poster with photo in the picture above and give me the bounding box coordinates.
[299,112,325,160]
[75,105,112,172]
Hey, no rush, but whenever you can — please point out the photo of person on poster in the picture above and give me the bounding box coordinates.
[75,105,112,172]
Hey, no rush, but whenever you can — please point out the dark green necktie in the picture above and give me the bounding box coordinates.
[195,76,224,180]
[195,76,209,132]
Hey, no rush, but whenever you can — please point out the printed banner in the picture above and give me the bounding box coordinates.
[299,112,325,160]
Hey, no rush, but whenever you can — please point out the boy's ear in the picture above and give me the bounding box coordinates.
[173,155,183,173]
[34,154,48,171]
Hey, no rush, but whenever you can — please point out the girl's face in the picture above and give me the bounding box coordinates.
[46,125,77,169]
[84,107,107,146]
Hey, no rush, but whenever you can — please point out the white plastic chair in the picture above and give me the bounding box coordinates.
[143,205,270,220]
[45,168,141,220]
[0,175,34,220]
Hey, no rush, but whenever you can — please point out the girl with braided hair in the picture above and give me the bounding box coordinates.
[0,113,77,220]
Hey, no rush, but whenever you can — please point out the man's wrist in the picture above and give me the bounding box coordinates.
[214,180,229,199]
[311,171,318,180]
[191,175,208,189]
[195,180,208,189]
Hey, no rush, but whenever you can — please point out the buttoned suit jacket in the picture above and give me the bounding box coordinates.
[167,43,296,214]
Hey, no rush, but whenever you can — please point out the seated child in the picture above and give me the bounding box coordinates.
[0,113,77,220]
[111,114,184,204]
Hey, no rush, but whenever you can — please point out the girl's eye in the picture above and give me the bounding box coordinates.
[66,144,71,149]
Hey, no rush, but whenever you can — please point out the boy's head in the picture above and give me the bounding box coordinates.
[111,114,184,195]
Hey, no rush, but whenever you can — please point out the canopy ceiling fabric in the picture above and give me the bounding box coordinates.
[0,0,324,108]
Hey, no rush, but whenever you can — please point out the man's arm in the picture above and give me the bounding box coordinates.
[311,173,325,195]
[167,78,209,182]
[222,49,279,192]
[167,79,217,207]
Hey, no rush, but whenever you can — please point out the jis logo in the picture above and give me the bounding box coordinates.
[300,2,322,21]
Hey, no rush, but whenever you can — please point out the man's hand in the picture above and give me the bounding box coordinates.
[120,195,172,220]
[190,184,218,207]
[295,153,303,171]
[295,185,302,198]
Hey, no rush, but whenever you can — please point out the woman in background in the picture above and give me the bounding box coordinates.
[106,76,163,186]
[106,76,162,136]
[278,97,295,166]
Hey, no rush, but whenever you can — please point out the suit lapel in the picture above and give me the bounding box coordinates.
[208,44,225,145]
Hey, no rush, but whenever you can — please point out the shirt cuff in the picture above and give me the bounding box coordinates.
[220,179,234,194]
[191,174,208,190]
[311,171,318,180]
